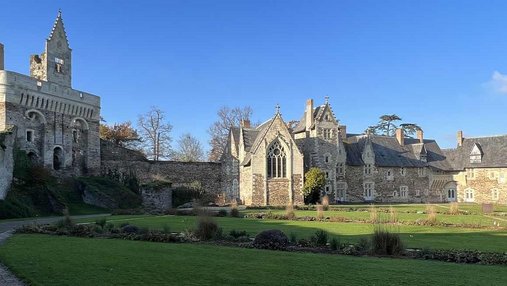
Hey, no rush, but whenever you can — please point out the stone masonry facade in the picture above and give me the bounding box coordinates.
[0,12,101,199]
[2,12,507,208]
[222,98,507,206]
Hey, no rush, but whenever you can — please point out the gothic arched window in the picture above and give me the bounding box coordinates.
[267,141,287,178]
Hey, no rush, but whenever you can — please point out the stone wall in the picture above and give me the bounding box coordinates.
[456,168,507,204]
[252,174,265,205]
[0,127,15,199]
[0,70,101,176]
[343,165,441,203]
[101,141,222,196]
[267,179,290,205]
[141,187,172,213]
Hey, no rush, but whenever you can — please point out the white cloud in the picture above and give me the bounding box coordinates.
[489,71,507,94]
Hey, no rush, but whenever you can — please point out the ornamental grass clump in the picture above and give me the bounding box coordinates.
[321,195,329,211]
[230,201,241,218]
[449,202,459,215]
[285,203,296,220]
[310,230,328,247]
[371,225,404,256]
[425,205,437,225]
[195,215,219,240]
[316,204,324,220]
[370,205,379,224]
[389,206,398,224]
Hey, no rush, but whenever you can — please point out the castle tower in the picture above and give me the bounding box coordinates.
[30,10,72,87]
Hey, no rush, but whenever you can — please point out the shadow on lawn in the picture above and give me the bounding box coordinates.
[118,215,507,252]
[242,218,507,252]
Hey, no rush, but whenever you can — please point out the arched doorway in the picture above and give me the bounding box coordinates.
[53,147,63,170]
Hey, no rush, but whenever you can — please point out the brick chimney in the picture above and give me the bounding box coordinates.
[457,130,464,147]
[395,128,404,146]
[339,125,347,140]
[241,119,251,128]
[417,129,424,143]
[0,43,4,70]
[305,99,314,131]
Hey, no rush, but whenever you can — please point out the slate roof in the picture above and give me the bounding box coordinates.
[442,135,507,170]
[344,135,452,170]
[292,105,325,133]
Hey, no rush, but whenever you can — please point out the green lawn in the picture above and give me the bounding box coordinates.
[78,214,507,252]
[1,234,506,286]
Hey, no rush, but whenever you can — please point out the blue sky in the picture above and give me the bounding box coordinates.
[2,0,507,151]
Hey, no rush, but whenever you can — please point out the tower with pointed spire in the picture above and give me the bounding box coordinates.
[30,10,72,87]
[0,11,101,195]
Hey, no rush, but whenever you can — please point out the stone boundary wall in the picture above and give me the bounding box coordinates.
[101,140,222,195]
[141,187,172,213]
[101,160,222,194]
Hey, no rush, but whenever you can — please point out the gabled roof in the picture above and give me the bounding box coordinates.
[443,135,507,170]
[344,135,451,170]
[293,104,335,133]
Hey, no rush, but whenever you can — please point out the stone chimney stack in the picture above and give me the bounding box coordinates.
[305,99,314,131]
[339,125,347,140]
[417,129,424,143]
[395,128,404,146]
[457,130,464,147]
[241,119,251,128]
[0,43,4,70]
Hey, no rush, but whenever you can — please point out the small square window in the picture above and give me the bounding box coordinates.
[26,130,34,142]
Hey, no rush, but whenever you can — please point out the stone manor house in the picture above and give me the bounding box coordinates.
[1,13,507,207]
[221,99,507,206]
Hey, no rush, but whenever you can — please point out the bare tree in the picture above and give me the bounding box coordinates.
[172,133,205,162]
[208,106,253,162]
[138,107,173,161]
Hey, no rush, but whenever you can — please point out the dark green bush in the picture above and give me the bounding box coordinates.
[330,237,340,250]
[252,229,289,250]
[311,230,328,247]
[230,208,241,218]
[95,218,107,229]
[229,229,248,239]
[121,224,139,234]
[217,209,228,217]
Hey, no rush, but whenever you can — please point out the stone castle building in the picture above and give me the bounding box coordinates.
[1,13,506,207]
[0,12,101,198]
[222,99,507,206]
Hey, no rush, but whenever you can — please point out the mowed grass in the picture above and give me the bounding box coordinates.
[243,204,507,227]
[1,234,507,286]
[78,214,507,252]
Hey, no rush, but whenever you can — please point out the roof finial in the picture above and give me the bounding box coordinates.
[325,95,329,104]
[275,103,281,115]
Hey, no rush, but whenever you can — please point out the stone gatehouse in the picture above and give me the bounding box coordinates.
[0,12,101,174]
[0,12,101,199]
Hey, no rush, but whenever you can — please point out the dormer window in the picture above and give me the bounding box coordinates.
[469,143,483,164]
